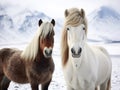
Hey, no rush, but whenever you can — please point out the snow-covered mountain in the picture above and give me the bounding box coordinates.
[88,6,120,42]
[0,4,62,44]
[0,4,120,44]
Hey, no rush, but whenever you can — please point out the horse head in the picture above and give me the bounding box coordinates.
[21,19,55,61]
[39,19,55,58]
[64,8,87,58]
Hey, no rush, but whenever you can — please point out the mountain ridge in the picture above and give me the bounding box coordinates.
[0,4,120,44]
[0,4,52,44]
[88,6,120,42]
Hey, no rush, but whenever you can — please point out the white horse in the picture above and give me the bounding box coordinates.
[61,8,112,90]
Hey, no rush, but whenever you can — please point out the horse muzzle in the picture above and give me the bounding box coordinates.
[44,47,53,58]
[71,47,82,58]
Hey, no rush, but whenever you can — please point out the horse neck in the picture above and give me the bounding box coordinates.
[35,48,51,63]
[69,43,89,69]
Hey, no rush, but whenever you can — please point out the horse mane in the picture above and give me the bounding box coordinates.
[21,22,54,61]
[61,8,88,66]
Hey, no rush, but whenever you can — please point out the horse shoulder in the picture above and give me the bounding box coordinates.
[90,45,112,85]
[89,45,111,69]
[90,46,109,56]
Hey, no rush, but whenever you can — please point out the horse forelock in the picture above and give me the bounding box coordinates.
[21,22,54,61]
[65,8,88,34]
[40,22,54,39]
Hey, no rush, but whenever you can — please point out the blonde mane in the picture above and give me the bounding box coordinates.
[21,22,54,61]
[61,8,88,66]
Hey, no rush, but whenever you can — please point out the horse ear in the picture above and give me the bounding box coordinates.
[80,8,85,18]
[38,19,43,26]
[51,19,55,26]
[64,9,69,17]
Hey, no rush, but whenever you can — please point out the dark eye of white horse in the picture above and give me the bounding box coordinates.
[67,27,70,31]
[83,27,85,30]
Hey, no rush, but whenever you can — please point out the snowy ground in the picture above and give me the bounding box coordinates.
[0,42,120,90]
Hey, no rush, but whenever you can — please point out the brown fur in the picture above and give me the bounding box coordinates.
[61,8,87,67]
[0,19,55,90]
[61,29,69,66]
[0,48,54,89]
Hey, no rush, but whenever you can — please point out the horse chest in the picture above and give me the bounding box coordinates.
[28,61,54,83]
[32,65,52,75]
[33,60,54,73]
[64,61,96,89]
[68,71,95,89]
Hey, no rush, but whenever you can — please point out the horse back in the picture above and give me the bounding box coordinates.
[0,48,28,83]
[0,48,18,62]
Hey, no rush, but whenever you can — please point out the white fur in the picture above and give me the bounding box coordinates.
[63,24,112,90]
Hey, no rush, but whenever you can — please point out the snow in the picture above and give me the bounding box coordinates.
[111,56,120,90]
[0,42,120,90]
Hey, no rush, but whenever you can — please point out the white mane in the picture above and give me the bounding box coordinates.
[21,22,54,61]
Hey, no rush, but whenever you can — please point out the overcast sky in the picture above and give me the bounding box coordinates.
[1,0,120,18]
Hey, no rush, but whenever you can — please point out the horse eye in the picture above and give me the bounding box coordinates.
[66,27,70,31]
[83,27,85,30]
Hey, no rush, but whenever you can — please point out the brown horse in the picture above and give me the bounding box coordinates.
[0,19,55,90]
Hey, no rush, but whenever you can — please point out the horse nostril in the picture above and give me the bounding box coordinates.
[45,49,52,56]
[49,50,52,55]
[71,48,75,54]
[78,47,82,54]
[45,50,48,55]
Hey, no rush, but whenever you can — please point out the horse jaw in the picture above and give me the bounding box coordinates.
[69,51,83,69]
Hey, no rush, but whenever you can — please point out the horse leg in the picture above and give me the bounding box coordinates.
[1,76,11,90]
[41,79,51,90]
[67,85,74,90]
[95,86,98,90]
[30,83,39,90]
[0,74,4,90]
[106,78,111,90]
[100,79,109,90]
